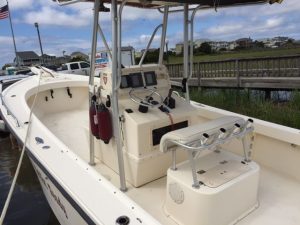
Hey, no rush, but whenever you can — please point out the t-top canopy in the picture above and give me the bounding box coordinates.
[56,0,283,8]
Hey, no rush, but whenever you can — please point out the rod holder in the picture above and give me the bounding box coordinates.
[232,123,241,134]
[218,128,227,139]
[201,133,210,145]
[246,119,254,128]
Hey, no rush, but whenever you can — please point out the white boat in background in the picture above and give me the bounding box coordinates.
[2,0,300,225]
[0,75,29,133]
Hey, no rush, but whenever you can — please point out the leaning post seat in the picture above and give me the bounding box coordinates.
[160,116,260,225]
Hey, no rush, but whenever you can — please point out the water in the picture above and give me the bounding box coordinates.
[0,132,60,225]
[197,88,293,102]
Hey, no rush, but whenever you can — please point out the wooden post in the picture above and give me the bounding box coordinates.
[265,89,271,101]
[236,59,240,88]
[278,59,281,77]
[298,57,300,77]
[198,62,202,91]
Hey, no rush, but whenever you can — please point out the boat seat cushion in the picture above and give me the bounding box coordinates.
[160,116,245,153]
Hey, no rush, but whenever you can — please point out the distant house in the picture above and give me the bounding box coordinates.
[258,36,291,49]
[208,41,230,51]
[121,46,135,52]
[169,48,176,54]
[194,39,211,48]
[135,51,142,58]
[141,48,158,53]
[70,51,89,61]
[41,54,56,65]
[273,36,290,44]
[236,38,253,49]
[175,42,196,55]
[228,42,238,50]
[15,51,40,66]
[175,43,184,55]
[55,55,71,66]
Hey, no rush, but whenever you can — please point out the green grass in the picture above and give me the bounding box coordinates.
[167,47,300,64]
[189,88,300,129]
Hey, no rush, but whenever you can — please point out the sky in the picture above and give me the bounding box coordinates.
[0,0,300,67]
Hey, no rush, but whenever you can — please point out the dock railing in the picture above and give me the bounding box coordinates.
[167,54,300,89]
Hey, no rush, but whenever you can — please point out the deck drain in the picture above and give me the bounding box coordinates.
[116,216,130,225]
[35,137,44,145]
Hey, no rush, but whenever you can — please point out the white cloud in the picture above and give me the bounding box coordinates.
[265,17,284,28]
[259,0,300,15]
[23,6,91,27]
[5,0,34,9]
[17,2,161,28]
[206,24,244,35]
[0,36,13,45]
[122,7,161,21]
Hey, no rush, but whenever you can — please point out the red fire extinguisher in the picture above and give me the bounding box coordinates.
[97,103,113,144]
[89,95,100,139]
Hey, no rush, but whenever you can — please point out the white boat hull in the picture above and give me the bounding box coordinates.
[1,71,300,225]
[29,156,90,225]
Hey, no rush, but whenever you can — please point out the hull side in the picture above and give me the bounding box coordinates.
[0,108,97,225]
[29,157,90,225]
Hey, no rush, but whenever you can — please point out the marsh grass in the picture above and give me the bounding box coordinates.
[189,88,300,129]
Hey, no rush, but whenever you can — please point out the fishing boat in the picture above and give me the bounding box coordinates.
[1,0,300,225]
[0,75,29,133]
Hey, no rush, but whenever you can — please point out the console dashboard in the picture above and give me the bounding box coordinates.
[120,71,157,89]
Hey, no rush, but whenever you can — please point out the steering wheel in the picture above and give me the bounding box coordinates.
[129,87,164,108]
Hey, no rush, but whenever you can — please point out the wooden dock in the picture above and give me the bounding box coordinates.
[167,55,300,89]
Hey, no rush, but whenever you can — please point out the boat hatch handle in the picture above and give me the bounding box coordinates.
[116,215,130,225]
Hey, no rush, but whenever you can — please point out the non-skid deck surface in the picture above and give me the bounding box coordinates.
[42,109,90,161]
[42,110,300,225]
[95,163,300,225]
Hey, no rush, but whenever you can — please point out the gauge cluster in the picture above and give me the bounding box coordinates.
[120,71,157,89]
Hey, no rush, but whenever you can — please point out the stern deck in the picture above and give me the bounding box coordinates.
[43,109,300,225]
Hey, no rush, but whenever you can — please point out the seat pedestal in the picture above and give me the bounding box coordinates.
[164,150,260,225]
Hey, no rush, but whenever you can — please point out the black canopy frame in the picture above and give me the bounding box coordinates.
[57,0,283,8]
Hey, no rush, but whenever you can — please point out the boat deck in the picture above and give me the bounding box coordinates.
[94,161,300,225]
[42,109,300,225]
